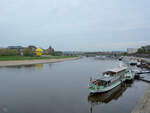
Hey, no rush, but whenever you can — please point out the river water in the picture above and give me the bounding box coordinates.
[0,57,149,113]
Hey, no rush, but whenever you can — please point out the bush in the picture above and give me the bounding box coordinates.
[23,48,33,56]
[54,51,63,56]
[0,48,18,56]
[137,45,150,54]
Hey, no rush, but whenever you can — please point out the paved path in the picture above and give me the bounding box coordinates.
[132,86,150,113]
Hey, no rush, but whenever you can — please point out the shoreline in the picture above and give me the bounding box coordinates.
[131,85,150,113]
[0,57,80,67]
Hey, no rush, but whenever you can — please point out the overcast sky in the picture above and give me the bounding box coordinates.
[0,0,150,51]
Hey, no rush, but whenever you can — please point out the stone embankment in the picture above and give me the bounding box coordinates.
[141,58,150,69]
[125,56,150,113]
[132,86,150,113]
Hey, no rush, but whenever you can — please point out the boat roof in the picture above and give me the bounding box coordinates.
[104,67,127,73]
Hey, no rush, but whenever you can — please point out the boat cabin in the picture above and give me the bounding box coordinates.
[88,66,128,93]
[95,67,127,86]
[102,67,127,77]
[92,77,113,87]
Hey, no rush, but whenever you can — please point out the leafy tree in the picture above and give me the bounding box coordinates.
[0,48,18,56]
[23,48,33,56]
[123,52,128,56]
[137,45,150,54]
[137,48,144,53]
[54,51,63,56]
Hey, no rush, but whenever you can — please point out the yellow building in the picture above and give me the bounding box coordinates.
[35,48,43,56]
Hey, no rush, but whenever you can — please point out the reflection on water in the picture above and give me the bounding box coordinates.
[0,105,8,113]
[35,64,43,70]
[88,82,133,113]
[0,58,149,113]
[2,63,47,70]
[88,82,132,104]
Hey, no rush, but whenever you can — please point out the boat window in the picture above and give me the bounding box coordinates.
[103,72,115,76]
[92,80,97,85]
[100,80,108,86]
[107,81,111,86]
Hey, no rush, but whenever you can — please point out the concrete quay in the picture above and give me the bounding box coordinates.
[140,58,150,69]
[132,86,150,113]
[141,58,150,64]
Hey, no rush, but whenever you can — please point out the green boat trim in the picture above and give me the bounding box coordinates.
[88,66,134,93]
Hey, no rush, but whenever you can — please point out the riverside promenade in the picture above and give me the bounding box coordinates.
[141,58,150,64]
[132,57,150,113]
[141,58,150,69]
[123,56,150,113]
[132,86,150,113]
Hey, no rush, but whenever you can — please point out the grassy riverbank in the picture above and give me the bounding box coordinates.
[0,56,77,61]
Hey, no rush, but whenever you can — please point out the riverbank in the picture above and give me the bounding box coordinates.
[0,56,77,61]
[0,57,79,67]
[123,56,150,69]
[132,85,150,113]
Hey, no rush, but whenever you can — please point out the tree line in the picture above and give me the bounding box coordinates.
[0,47,63,57]
[137,45,150,54]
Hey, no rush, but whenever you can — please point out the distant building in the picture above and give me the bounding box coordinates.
[8,46,24,49]
[48,46,54,52]
[28,45,37,52]
[35,48,43,56]
[127,48,138,54]
[8,46,24,52]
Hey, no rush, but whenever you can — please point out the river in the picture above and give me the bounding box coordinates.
[0,57,149,113]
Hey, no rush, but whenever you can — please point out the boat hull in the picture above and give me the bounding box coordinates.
[89,81,121,93]
[125,73,135,81]
[125,78,133,81]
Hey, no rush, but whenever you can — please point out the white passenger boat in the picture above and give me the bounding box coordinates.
[88,66,128,93]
